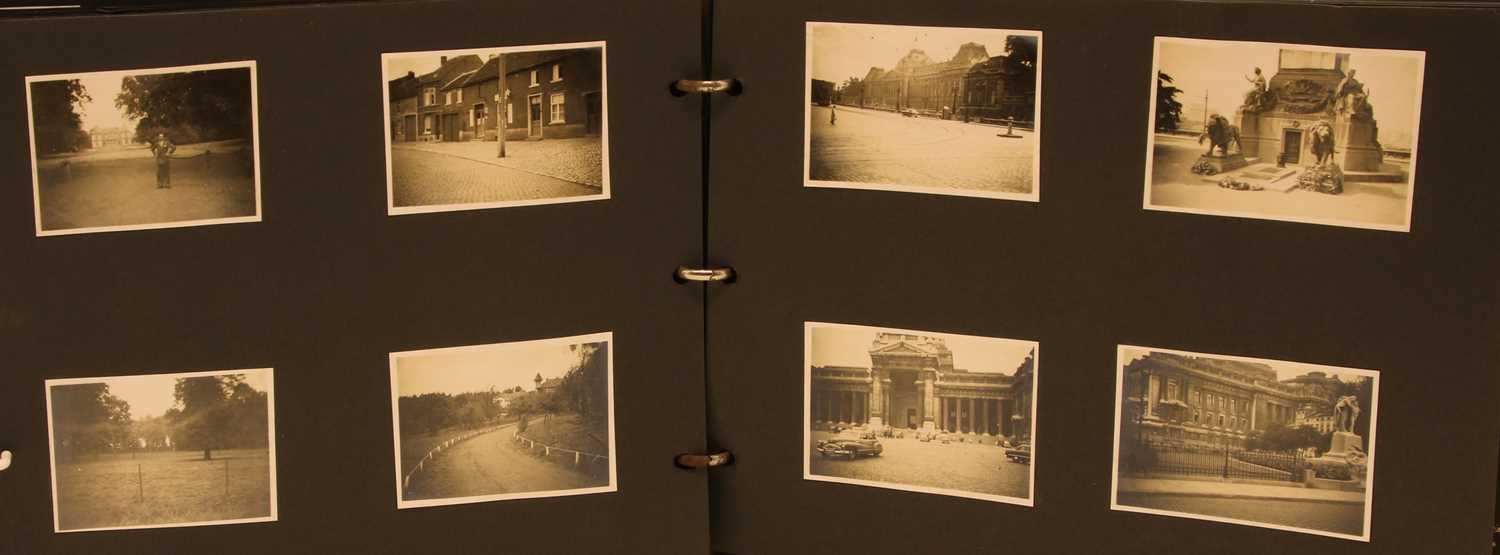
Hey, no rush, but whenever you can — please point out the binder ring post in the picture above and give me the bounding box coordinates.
[670,79,742,96]
[675,266,735,283]
[0,450,11,472]
[675,450,733,470]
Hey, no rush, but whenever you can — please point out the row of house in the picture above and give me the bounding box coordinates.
[389,48,603,144]
[835,42,1035,123]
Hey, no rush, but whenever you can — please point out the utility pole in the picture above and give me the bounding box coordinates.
[1203,90,1209,132]
[497,53,507,158]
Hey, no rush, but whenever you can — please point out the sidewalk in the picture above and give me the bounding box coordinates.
[394,137,603,188]
[1118,477,1365,504]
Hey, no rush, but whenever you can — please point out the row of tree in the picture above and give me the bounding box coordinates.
[51,374,269,463]
[398,391,506,436]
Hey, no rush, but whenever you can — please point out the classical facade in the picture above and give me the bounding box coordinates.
[1236,49,1385,172]
[839,41,1034,122]
[1121,352,1334,446]
[88,126,135,148]
[389,48,603,143]
[811,333,1034,439]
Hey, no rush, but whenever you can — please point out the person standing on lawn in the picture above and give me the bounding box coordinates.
[151,132,176,189]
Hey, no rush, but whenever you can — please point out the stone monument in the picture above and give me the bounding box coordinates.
[1319,395,1366,464]
[1191,113,1248,175]
[1236,50,1386,175]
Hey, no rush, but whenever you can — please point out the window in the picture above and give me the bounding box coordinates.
[423,87,436,106]
[530,69,539,87]
[550,92,565,123]
[507,102,514,124]
[1165,379,1178,401]
[551,64,562,82]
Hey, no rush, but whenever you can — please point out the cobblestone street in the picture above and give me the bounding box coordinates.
[390,147,600,208]
[394,136,603,188]
[809,105,1036,194]
[808,430,1030,499]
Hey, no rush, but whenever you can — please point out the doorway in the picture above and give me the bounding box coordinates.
[528,94,543,138]
[1282,128,1303,165]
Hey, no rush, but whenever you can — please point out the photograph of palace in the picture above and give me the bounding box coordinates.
[46,368,276,532]
[26,62,261,236]
[383,42,607,214]
[805,22,1041,200]
[804,322,1037,504]
[389,333,614,508]
[1145,37,1424,231]
[1112,346,1378,541]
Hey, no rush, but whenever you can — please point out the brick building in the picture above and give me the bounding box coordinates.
[389,48,604,144]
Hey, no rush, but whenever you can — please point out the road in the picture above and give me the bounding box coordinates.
[1117,492,1364,537]
[390,148,598,207]
[808,105,1036,194]
[405,423,602,501]
[808,431,1030,500]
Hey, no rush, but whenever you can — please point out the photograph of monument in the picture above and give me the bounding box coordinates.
[383,42,608,215]
[1143,37,1424,231]
[805,22,1041,201]
[26,61,261,236]
[1111,346,1379,541]
[804,322,1038,505]
[389,332,614,508]
[45,368,276,533]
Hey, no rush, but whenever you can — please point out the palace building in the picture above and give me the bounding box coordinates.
[811,333,1034,439]
[1121,352,1336,446]
[837,40,1034,123]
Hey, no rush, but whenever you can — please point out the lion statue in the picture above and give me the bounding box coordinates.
[1307,121,1336,166]
[1198,114,1240,157]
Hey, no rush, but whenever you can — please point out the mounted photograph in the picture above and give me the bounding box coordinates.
[389,332,615,508]
[1145,37,1424,231]
[1111,346,1379,541]
[805,22,1041,201]
[45,368,276,533]
[383,41,608,215]
[26,61,261,236]
[804,322,1038,505]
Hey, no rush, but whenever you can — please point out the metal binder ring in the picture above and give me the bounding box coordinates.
[671,79,741,95]
[675,450,733,469]
[676,266,735,283]
[0,450,11,472]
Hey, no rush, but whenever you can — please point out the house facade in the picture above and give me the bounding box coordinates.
[1121,352,1334,446]
[840,41,1034,122]
[389,48,604,144]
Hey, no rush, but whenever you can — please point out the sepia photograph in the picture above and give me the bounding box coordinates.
[1144,37,1424,231]
[389,332,615,508]
[805,22,1041,201]
[383,41,608,215]
[45,368,277,533]
[26,61,261,236]
[804,322,1038,505]
[1111,346,1379,541]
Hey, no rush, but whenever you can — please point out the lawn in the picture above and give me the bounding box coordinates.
[53,448,272,531]
[519,413,608,455]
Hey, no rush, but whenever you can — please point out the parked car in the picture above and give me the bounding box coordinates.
[900,108,917,118]
[1005,443,1031,464]
[817,430,883,459]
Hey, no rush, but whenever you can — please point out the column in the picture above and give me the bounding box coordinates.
[981,399,991,436]
[921,372,936,431]
[868,374,884,429]
[967,398,977,434]
[938,397,947,431]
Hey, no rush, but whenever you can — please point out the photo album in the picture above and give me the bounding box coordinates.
[0,0,1496,553]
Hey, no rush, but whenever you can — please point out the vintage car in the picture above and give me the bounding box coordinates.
[1005,443,1031,464]
[899,108,918,118]
[816,430,883,459]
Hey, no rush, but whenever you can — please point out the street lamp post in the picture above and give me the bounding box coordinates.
[497,53,507,158]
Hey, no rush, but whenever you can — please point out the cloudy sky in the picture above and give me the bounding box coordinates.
[395,340,602,397]
[76,369,271,421]
[811,325,1034,375]
[809,22,1030,85]
[1121,346,1374,383]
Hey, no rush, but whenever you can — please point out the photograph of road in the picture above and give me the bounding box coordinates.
[804,322,1038,505]
[26,61,260,236]
[45,368,276,532]
[1111,346,1378,541]
[806,22,1040,201]
[390,332,614,508]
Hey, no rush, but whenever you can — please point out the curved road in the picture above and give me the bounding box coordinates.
[406,423,601,501]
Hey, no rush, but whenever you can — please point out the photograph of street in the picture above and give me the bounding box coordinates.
[805,22,1040,201]
[1111,346,1379,541]
[45,368,276,533]
[804,322,1037,505]
[26,61,261,236]
[1145,37,1424,231]
[383,42,607,214]
[389,332,614,508]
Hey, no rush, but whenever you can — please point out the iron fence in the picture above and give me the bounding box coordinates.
[1123,438,1303,482]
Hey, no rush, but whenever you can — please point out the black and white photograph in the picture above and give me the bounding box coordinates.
[44,368,277,533]
[389,332,615,508]
[1111,346,1379,541]
[805,22,1041,201]
[383,42,608,215]
[25,61,261,236]
[804,322,1038,505]
[1145,37,1424,231]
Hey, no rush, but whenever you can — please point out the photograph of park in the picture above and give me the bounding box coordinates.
[45,368,276,533]
[389,332,615,508]
[1111,346,1378,541]
[805,22,1041,201]
[383,42,608,215]
[26,61,261,236]
[1144,37,1424,231]
[804,322,1038,505]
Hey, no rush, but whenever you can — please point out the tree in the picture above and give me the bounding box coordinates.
[50,383,131,462]
[29,79,92,155]
[1155,71,1185,132]
[172,374,245,460]
[116,67,253,144]
[1003,35,1038,82]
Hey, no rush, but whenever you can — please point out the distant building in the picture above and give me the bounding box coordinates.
[845,41,1034,122]
[811,78,835,105]
[88,126,136,148]
[1121,352,1336,446]
[390,48,604,144]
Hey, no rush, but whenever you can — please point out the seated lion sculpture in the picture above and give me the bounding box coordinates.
[1198,114,1240,157]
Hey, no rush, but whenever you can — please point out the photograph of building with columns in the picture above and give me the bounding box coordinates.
[1145,37,1424,231]
[1111,345,1379,541]
[804,322,1037,504]
[805,22,1040,201]
[382,42,606,214]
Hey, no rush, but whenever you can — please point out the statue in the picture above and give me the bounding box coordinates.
[1198,114,1240,157]
[1241,67,1271,111]
[1334,395,1361,434]
[1307,120,1336,166]
[1334,69,1372,117]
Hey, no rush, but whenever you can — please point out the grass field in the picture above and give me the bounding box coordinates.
[521,413,607,455]
[53,448,272,531]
